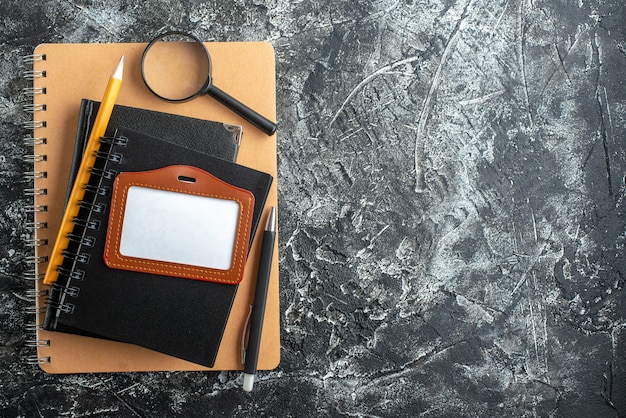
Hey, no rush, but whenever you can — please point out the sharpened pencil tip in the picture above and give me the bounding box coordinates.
[112,55,124,80]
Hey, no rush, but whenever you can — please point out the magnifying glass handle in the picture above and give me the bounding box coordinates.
[208,85,277,136]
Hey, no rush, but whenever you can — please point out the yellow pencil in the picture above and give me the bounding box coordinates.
[43,55,124,285]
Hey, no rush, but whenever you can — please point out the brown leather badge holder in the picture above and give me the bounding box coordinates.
[104,165,255,284]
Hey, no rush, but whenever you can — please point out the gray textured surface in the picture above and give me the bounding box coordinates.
[1,0,625,416]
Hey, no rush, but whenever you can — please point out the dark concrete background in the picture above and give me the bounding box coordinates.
[1,0,625,416]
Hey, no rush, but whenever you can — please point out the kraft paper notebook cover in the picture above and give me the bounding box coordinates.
[25,41,279,373]
[43,127,271,368]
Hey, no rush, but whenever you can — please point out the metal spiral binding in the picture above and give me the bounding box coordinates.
[26,356,50,366]
[100,135,128,146]
[56,266,85,281]
[23,70,46,80]
[60,249,91,264]
[25,220,47,229]
[44,296,75,315]
[24,254,48,264]
[22,52,51,366]
[78,200,106,213]
[23,53,46,64]
[84,184,110,196]
[25,238,48,248]
[23,120,46,129]
[22,87,46,96]
[72,217,99,230]
[23,154,47,163]
[90,167,118,180]
[23,103,46,113]
[23,305,47,315]
[24,288,49,300]
[23,271,45,281]
[100,136,128,147]
[47,135,123,313]
[67,233,96,247]
[25,321,43,333]
[94,150,122,163]
[24,204,47,213]
[24,171,48,180]
[25,338,50,347]
[63,286,80,298]
[23,136,47,146]
[22,124,124,364]
[24,187,47,196]
[49,282,81,298]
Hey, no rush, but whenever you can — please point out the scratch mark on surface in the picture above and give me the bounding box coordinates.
[356,224,391,258]
[512,222,519,254]
[596,88,614,198]
[111,390,145,417]
[338,127,364,142]
[372,224,390,243]
[358,338,472,392]
[511,272,527,296]
[531,208,538,243]
[414,0,473,192]
[537,36,581,101]
[603,87,614,139]
[117,383,140,394]
[12,291,31,302]
[598,86,615,199]
[553,43,572,83]
[517,0,535,132]
[543,306,550,383]
[329,55,420,128]
[459,90,505,106]
[528,292,540,362]
[490,0,509,38]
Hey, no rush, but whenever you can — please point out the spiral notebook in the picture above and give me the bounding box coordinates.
[43,127,271,368]
[24,42,279,373]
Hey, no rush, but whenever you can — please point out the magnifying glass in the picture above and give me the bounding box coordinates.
[141,31,277,136]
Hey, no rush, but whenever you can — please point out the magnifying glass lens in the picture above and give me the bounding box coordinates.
[142,34,210,101]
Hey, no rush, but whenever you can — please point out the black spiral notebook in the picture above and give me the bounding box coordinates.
[43,127,273,368]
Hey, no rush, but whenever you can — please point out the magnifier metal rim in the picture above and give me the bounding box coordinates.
[141,31,213,102]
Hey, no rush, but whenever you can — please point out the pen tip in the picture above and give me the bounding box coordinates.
[265,206,276,232]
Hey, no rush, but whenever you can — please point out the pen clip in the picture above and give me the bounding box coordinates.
[241,304,253,364]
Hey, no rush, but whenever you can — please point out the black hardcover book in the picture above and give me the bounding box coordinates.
[65,99,242,203]
[43,127,272,368]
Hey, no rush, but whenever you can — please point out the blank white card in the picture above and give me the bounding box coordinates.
[119,186,240,270]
